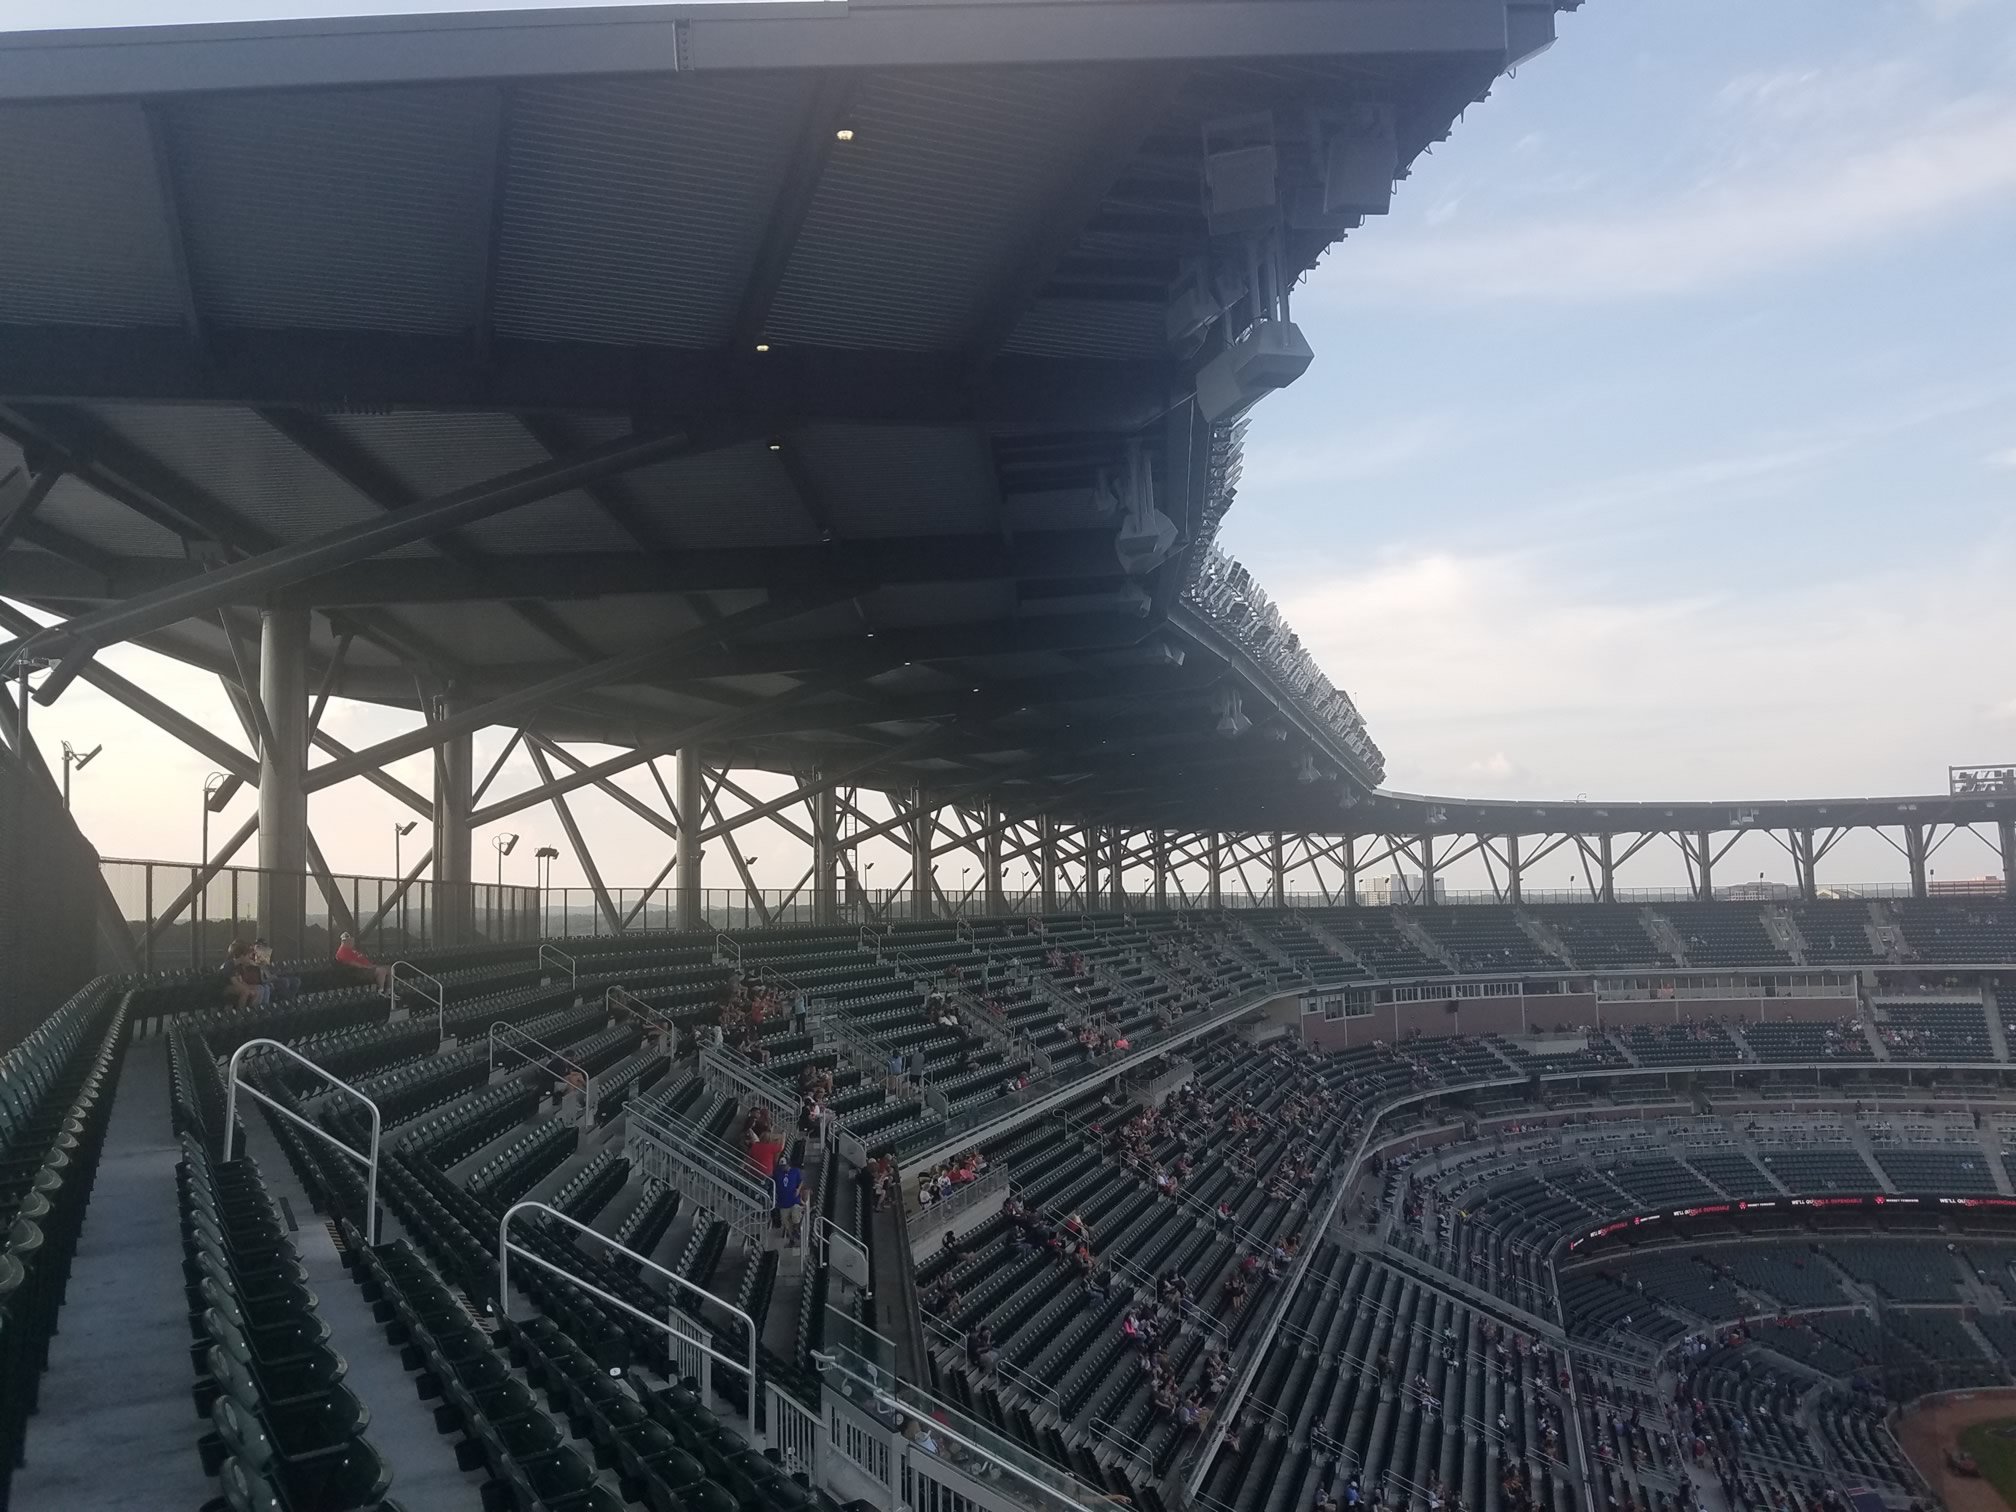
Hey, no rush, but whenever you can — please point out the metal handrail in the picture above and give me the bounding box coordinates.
[498,1200,762,1445]
[538,943,578,988]
[626,1102,775,1211]
[858,923,884,959]
[606,984,679,1059]
[224,1037,383,1245]
[389,960,446,1038]
[715,931,741,965]
[489,1020,597,1125]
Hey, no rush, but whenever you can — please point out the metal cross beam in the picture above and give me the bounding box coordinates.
[10,424,701,697]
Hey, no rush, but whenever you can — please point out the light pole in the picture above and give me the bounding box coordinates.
[393,820,417,878]
[200,770,230,959]
[492,831,520,887]
[535,845,559,936]
[60,741,102,811]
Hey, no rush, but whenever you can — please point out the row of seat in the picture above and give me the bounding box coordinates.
[0,981,125,1511]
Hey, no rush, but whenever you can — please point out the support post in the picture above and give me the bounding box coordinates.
[1039,815,1059,913]
[1340,834,1357,906]
[256,607,309,955]
[909,787,932,921]
[813,780,838,926]
[1152,831,1168,911]
[1905,823,1930,899]
[676,748,703,930]
[1269,832,1285,908]
[1694,828,1713,903]
[1794,828,1818,902]
[1207,832,1223,909]
[1083,823,1099,912]
[983,801,1005,917]
[1108,826,1125,910]
[1597,831,1616,904]
[2000,818,2016,904]
[1415,835,1436,905]
[1505,834,1522,905]
[432,691,474,944]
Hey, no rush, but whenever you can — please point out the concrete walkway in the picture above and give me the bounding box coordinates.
[11,1038,215,1512]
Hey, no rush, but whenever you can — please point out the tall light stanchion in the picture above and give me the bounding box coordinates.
[200,770,230,966]
[491,831,519,941]
[394,820,417,949]
[535,845,559,939]
[60,740,102,812]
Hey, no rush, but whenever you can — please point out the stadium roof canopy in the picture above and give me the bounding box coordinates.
[0,0,1572,831]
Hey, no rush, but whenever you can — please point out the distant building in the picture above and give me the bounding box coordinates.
[1929,876,2004,897]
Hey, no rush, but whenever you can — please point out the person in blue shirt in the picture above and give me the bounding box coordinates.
[773,1154,806,1247]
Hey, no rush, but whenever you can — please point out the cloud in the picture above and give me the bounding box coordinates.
[1988,447,2016,469]
[1271,543,2016,807]
[1334,72,2016,303]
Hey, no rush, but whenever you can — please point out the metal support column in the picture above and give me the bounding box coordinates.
[1152,831,1168,912]
[1416,835,1437,904]
[2001,818,2016,904]
[813,781,838,926]
[1793,828,1818,902]
[1905,823,1930,899]
[1083,822,1099,912]
[675,748,703,930]
[1039,815,1059,914]
[1269,832,1285,909]
[1597,831,1616,904]
[1207,833,1223,909]
[909,788,932,920]
[432,692,474,944]
[1505,834,1522,905]
[1694,829,1714,902]
[1108,827,1125,911]
[1340,834,1358,906]
[983,802,1005,917]
[256,607,309,956]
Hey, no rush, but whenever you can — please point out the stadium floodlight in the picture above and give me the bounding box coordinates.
[59,740,101,810]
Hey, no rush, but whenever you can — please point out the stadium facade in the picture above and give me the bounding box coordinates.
[0,7,2009,1512]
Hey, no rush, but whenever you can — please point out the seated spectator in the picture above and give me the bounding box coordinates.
[252,939,300,1003]
[219,940,263,1009]
[334,931,391,989]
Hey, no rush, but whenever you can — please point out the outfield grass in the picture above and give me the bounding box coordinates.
[1959,1419,2016,1512]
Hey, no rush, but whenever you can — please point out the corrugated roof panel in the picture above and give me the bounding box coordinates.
[33,472,186,557]
[615,443,819,550]
[1002,297,1168,359]
[0,101,184,326]
[325,411,632,554]
[863,581,1016,628]
[385,601,557,666]
[792,425,996,538]
[81,403,400,549]
[495,73,812,348]
[764,68,1117,351]
[548,594,703,651]
[167,85,491,333]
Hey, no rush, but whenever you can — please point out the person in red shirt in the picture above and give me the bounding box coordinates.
[334,931,391,989]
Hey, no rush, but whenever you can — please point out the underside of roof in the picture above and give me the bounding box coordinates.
[0,0,1577,831]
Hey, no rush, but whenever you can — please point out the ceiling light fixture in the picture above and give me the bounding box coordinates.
[834,127,856,142]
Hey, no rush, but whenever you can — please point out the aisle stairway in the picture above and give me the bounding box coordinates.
[10,1038,213,1512]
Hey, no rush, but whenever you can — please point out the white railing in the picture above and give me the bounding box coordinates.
[909,1165,1009,1237]
[715,931,741,965]
[605,984,679,1060]
[858,923,885,959]
[489,1020,598,1127]
[389,960,446,1039]
[223,1037,383,1244]
[538,943,578,989]
[498,1200,762,1445]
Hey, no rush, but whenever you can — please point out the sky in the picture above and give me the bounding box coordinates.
[7,0,2016,900]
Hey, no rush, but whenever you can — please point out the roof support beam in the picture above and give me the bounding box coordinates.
[0,325,1181,430]
[12,425,700,698]
[730,70,858,350]
[0,463,61,555]
[523,732,679,843]
[529,742,621,933]
[0,598,255,781]
[305,593,835,790]
[140,103,209,362]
